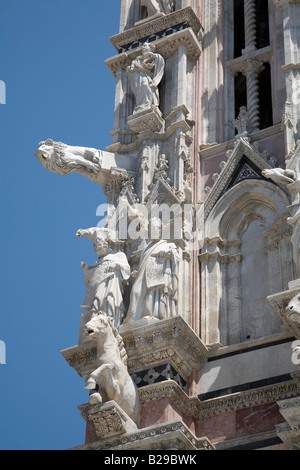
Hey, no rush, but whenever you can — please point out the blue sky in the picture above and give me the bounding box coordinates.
[0,0,121,450]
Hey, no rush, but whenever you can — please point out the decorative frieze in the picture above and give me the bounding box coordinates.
[120,316,209,381]
[109,7,202,54]
[138,375,299,419]
[72,419,215,451]
[62,316,209,386]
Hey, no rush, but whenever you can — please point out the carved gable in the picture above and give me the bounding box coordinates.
[204,138,277,219]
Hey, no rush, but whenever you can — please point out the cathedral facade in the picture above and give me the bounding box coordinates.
[36,0,300,451]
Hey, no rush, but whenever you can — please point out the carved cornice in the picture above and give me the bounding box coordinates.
[110,7,202,53]
[106,105,193,155]
[138,376,300,419]
[199,251,243,264]
[62,316,209,382]
[105,28,201,78]
[72,419,215,451]
[120,316,209,380]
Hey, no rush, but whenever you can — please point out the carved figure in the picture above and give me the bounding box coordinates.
[286,293,300,326]
[262,168,297,185]
[125,218,179,324]
[35,139,102,182]
[84,314,140,425]
[234,106,251,135]
[139,0,174,18]
[127,43,165,114]
[76,227,130,343]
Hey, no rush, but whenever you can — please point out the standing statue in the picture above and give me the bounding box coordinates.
[125,218,180,324]
[127,43,165,114]
[139,0,174,18]
[76,227,130,343]
[84,314,140,425]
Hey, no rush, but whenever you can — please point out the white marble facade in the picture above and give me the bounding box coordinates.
[35,0,300,450]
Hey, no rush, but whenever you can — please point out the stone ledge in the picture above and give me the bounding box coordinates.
[61,316,209,383]
[110,7,202,53]
[105,28,202,78]
[120,316,209,380]
[138,376,300,419]
[128,107,164,134]
[71,419,215,451]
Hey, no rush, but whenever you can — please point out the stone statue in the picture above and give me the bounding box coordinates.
[125,218,180,324]
[76,227,130,343]
[139,0,174,18]
[262,168,297,185]
[127,43,165,114]
[35,139,102,182]
[286,293,300,326]
[84,313,140,425]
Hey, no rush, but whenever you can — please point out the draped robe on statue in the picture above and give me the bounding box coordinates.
[127,49,165,114]
[79,251,130,343]
[125,240,179,323]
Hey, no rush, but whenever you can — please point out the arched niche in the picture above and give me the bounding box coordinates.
[201,179,295,347]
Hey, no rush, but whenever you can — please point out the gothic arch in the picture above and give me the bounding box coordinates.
[200,179,295,346]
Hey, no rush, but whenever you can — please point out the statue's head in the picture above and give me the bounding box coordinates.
[142,42,156,55]
[94,235,110,257]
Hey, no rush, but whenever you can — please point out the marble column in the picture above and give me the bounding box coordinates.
[243,0,257,54]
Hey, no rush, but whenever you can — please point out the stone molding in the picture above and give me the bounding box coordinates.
[199,251,243,265]
[276,396,300,449]
[72,419,215,451]
[61,316,209,383]
[106,105,193,154]
[127,107,164,134]
[109,7,202,53]
[105,27,201,79]
[120,316,209,380]
[138,376,300,419]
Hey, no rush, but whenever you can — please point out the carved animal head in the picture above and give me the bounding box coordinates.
[286,294,300,326]
[85,314,110,339]
[34,139,72,175]
[34,139,55,165]
[262,169,276,178]
[85,314,128,365]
